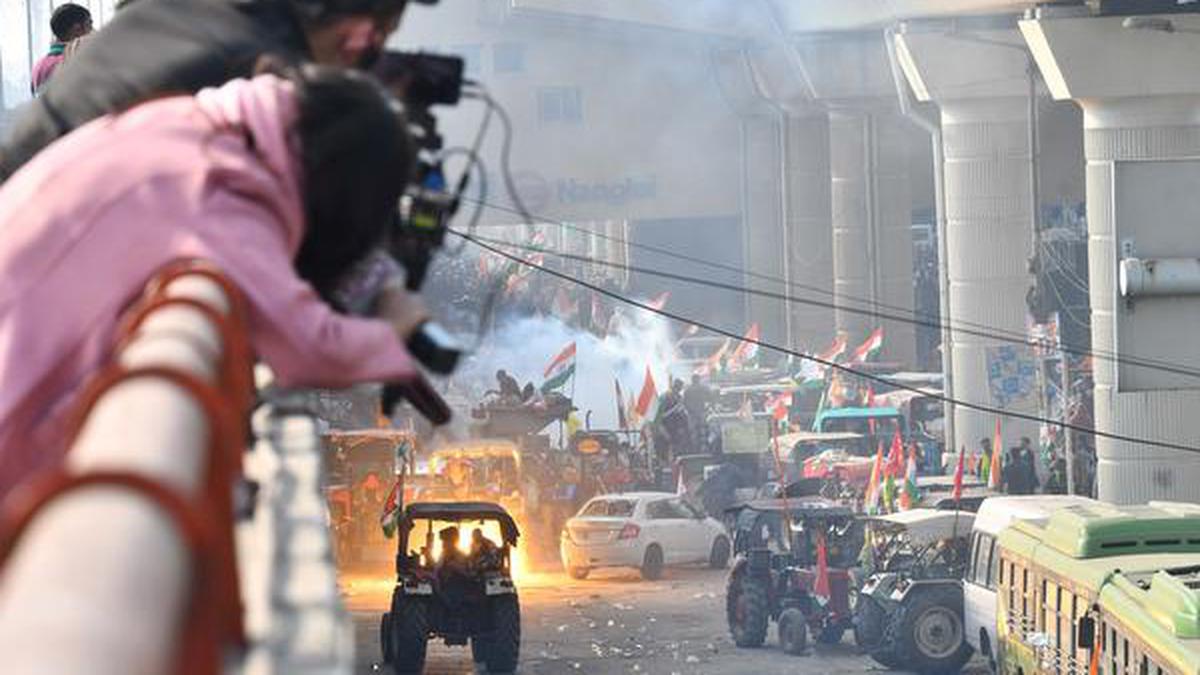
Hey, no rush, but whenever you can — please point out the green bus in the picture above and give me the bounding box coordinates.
[996,501,1200,675]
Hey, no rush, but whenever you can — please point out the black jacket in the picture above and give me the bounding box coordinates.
[0,0,310,183]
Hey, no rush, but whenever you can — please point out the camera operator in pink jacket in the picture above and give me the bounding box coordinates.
[0,68,429,498]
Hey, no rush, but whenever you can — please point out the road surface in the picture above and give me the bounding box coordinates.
[342,565,986,674]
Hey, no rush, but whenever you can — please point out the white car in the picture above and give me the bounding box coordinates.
[559,492,731,580]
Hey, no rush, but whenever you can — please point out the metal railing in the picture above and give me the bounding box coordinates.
[0,260,254,675]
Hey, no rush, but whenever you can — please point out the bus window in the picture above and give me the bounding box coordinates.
[1022,567,1030,626]
[1039,579,1048,633]
[1056,585,1069,654]
[986,537,997,589]
[967,533,980,583]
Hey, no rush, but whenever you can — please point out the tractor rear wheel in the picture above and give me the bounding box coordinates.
[854,595,887,651]
[389,596,429,675]
[726,575,769,648]
[893,585,972,674]
[482,594,521,673]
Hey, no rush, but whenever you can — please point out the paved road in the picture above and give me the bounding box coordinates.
[341,565,982,675]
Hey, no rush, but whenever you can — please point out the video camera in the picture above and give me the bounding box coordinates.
[372,51,469,423]
[374,51,466,290]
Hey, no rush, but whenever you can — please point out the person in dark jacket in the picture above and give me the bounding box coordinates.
[0,0,423,182]
[1002,438,1040,495]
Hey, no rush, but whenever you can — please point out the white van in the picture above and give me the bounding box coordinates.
[963,495,1097,670]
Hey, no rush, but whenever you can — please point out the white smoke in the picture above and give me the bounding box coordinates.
[452,305,683,432]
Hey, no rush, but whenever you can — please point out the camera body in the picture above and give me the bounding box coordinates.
[374,51,467,388]
[374,51,466,290]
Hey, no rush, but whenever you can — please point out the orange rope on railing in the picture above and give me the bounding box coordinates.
[0,259,255,675]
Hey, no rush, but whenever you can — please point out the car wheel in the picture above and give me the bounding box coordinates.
[568,566,590,580]
[779,608,808,656]
[641,544,664,580]
[709,535,731,569]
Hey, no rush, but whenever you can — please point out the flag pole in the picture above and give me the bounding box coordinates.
[769,416,793,554]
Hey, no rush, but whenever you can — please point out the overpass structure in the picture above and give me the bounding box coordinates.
[505,0,1200,504]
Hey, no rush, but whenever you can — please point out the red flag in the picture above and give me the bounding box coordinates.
[634,367,658,419]
[1088,631,1100,675]
[886,430,905,477]
[813,531,831,599]
[952,449,965,502]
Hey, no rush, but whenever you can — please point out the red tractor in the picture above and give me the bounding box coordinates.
[725,499,864,654]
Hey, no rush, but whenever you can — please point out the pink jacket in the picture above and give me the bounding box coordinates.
[30,51,66,95]
[0,75,417,497]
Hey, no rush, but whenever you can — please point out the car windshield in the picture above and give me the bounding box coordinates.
[579,498,636,518]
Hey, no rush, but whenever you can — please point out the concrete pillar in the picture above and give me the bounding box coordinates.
[830,106,915,364]
[1023,13,1200,503]
[895,25,1039,452]
[942,96,1039,451]
[740,113,791,352]
[784,112,836,353]
[795,34,919,366]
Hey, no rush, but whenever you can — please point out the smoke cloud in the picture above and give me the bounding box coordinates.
[451,305,680,432]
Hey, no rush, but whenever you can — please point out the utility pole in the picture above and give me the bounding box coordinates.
[1061,350,1075,495]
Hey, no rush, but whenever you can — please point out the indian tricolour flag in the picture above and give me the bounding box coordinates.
[380,479,402,538]
[899,446,920,511]
[794,334,848,384]
[849,328,884,364]
[541,341,577,393]
[727,323,761,371]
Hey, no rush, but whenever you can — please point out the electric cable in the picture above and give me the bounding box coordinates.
[455,90,539,349]
[464,196,1158,370]
[464,196,1200,379]
[438,147,488,247]
[461,231,1200,381]
[448,67,1192,384]
[442,90,494,257]
[452,229,1200,455]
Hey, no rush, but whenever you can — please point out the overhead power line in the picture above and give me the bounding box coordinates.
[453,229,1200,456]
[463,197,1199,382]
[462,231,1200,382]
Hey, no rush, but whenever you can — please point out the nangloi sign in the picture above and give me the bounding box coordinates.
[506,171,659,213]
[556,176,657,206]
